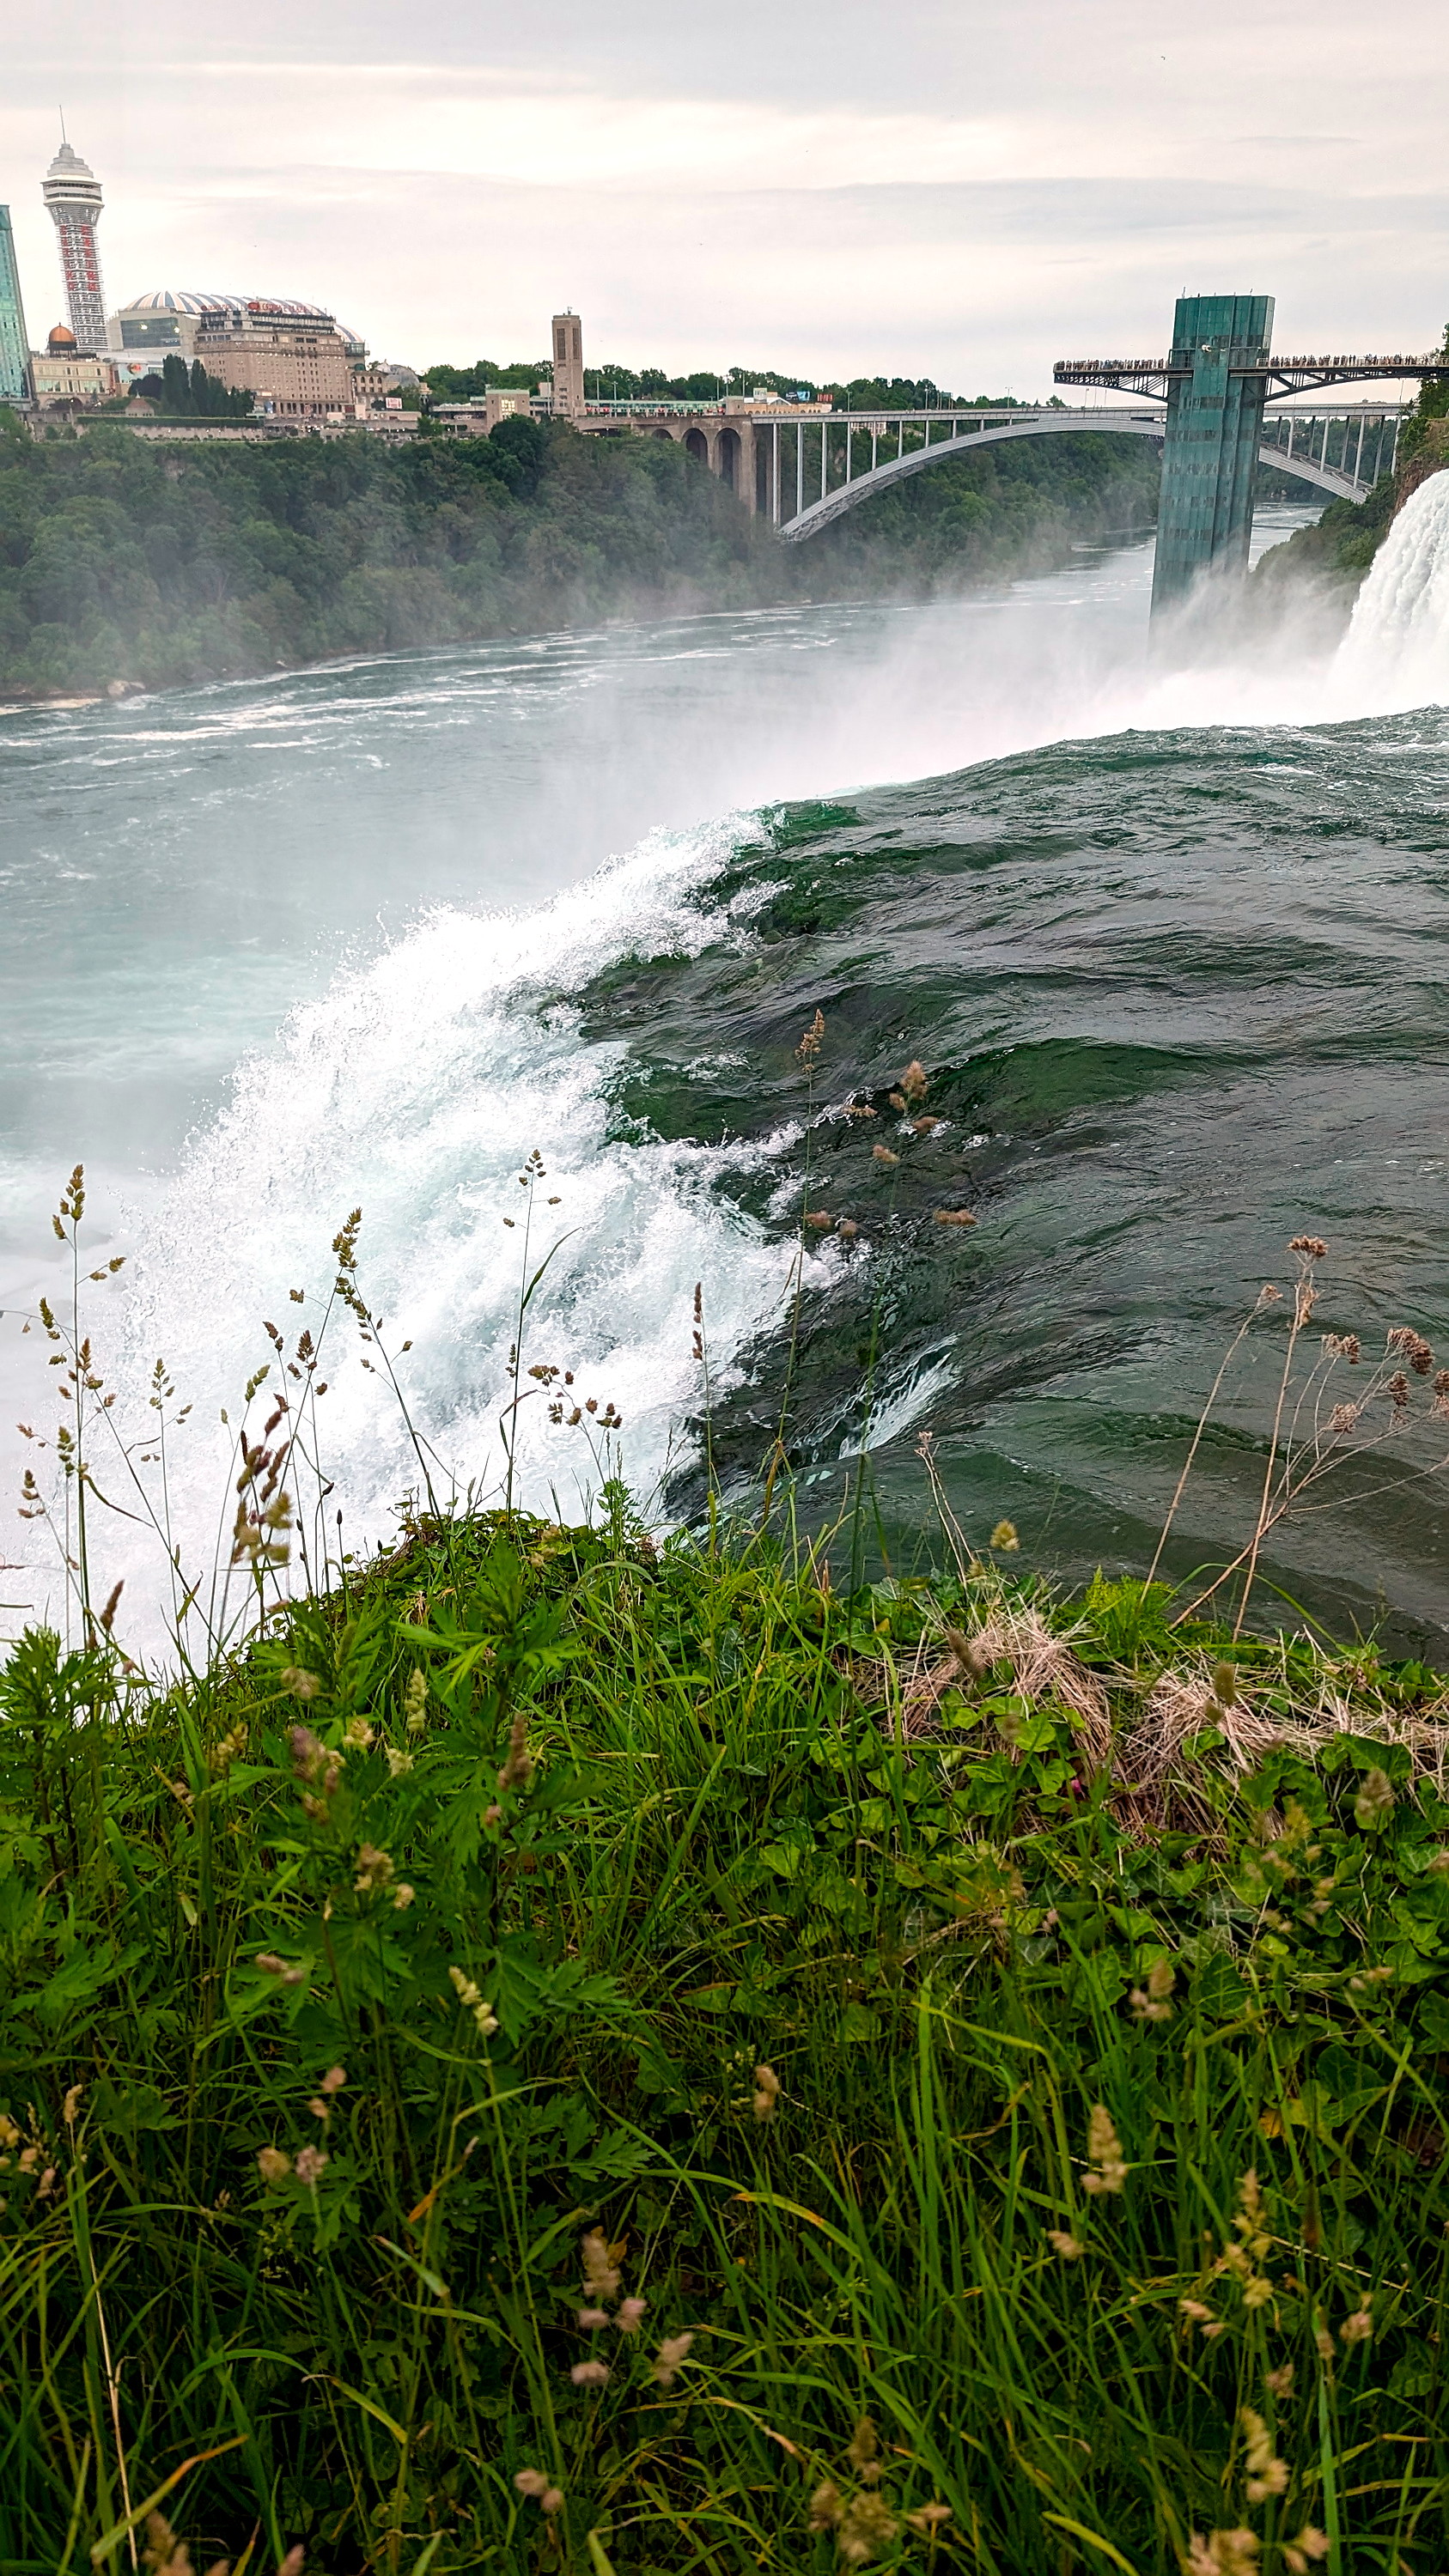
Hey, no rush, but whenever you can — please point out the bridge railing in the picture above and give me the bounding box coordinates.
[1257,404,1409,489]
[743,405,1169,528]
[752,400,1397,536]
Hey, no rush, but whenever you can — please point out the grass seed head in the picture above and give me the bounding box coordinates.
[752,2063,781,2121]
[1081,2103,1128,2194]
[1355,1767,1394,1828]
[1184,2536,1260,2576]
[1240,2407,1289,2503]
[570,2359,610,2387]
[1281,2533,1330,2573]
[1130,1956,1176,2021]
[581,2227,621,2302]
[514,2470,563,2512]
[142,2512,193,2576]
[652,2330,694,2386]
[846,2416,880,2479]
[496,1712,533,1793]
[354,1844,395,1897]
[837,2491,898,2565]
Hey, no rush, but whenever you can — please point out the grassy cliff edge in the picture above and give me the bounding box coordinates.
[3,1498,1448,2573]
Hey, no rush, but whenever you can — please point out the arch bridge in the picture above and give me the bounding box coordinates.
[756,399,1406,543]
[578,295,1449,617]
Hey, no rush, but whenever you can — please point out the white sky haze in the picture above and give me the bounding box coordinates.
[5,0,1447,388]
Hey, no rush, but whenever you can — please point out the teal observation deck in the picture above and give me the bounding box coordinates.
[1056,301,1449,619]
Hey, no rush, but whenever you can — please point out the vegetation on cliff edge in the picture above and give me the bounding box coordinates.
[5,1502,1449,2575]
[0,408,1170,700]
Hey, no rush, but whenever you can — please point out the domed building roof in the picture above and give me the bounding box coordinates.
[120,290,245,318]
[47,324,77,349]
[119,289,336,322]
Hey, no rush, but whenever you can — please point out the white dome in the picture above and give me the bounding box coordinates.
[119,289,337,322]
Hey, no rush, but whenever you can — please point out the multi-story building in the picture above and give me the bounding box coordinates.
[551,312,585,418]
[30,324,117,406]
[42,138,107,352]
[0,206,32,404]
[430,384,540,434]
[110,288,227,361]
[352,355,420,404]
[193,299,356,418]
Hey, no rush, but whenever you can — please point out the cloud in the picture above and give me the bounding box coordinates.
[3,2,1446,381]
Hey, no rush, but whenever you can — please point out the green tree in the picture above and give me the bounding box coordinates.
[160,354,192,416]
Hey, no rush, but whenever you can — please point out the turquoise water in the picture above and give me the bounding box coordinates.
[5,505,1449,1651]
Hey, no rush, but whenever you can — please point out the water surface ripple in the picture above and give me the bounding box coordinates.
[4,508,1448,1651]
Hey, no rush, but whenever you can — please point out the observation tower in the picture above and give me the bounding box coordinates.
[42,137,107,353]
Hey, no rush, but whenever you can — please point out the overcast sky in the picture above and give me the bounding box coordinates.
[5,0,1447,388]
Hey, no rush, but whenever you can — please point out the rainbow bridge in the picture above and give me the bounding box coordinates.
[765,398,1402,538]
[576,294,1449,619]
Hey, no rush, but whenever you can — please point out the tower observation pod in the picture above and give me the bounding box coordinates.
[1151,295,1274,614]
[1053,301,1449,623]
[42,139,107,354]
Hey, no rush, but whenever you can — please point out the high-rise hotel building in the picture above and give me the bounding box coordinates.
[43,138,107,352]
[0,206,32,402]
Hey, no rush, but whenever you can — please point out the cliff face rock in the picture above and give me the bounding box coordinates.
[1394,416,1449,513]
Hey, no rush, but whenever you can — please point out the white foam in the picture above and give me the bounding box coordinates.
[10,489,1449,1656]
[105,818,810,1640]
[1334,474,1449,712]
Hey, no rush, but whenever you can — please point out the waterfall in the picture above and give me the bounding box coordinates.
[1335,471,1449,708]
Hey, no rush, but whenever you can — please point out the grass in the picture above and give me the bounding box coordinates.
[3,1494,1449,2575]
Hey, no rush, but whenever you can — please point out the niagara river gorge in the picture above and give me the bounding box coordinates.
[5,493,1449,1652]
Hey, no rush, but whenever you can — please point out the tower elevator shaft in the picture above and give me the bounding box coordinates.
[1149,294,1275,617]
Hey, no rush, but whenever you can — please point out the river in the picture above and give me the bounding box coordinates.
[4,498,1449,1656]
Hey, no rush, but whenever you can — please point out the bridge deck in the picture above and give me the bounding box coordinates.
[756,404,1404,541]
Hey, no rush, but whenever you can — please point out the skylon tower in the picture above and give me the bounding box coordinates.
[43,137,107,351]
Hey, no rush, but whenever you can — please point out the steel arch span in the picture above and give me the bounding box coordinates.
[776,410,1374,544]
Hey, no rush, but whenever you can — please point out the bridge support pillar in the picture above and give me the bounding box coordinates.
[1150,294,1274,620]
